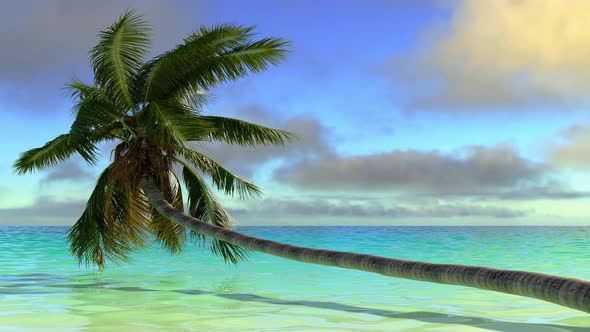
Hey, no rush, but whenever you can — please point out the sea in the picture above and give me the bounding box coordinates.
[0,226,589,331]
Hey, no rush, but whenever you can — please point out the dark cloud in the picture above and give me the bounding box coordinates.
[0,0,203,110]
[273,144,545,195]
[0,196,84,225]
[41,159,94,183]
[229,199,527,219]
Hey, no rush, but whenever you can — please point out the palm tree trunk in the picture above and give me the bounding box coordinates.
[142,178,590,314]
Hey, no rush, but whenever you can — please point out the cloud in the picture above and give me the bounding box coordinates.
[391,0,590,110]
[0,0,202,110]
[229,198,527,219]
[494,185,590,200]
[40,159,94,183]
[196,107,587,201]
[548,124,590,170]
[0,196,85,226]
[273,144,547,195]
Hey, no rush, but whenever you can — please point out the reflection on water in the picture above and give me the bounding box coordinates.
[1,272,588,332]
[0,226,589,331]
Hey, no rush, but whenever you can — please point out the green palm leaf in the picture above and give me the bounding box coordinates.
[182,165,249,263]
[136,24,252,106]
[138,24,254,101]
[13,134,98,174]
[64,78,103,102]
[202,116,295,146]
[190,36,290,91]
[176,146,261,198]
[70,96,131,142]
[144,101,213,145]
[65,78,133,143]
[140,24,288,103]
[91,10,150,108]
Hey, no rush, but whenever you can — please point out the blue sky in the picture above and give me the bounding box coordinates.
[2,0,590,225]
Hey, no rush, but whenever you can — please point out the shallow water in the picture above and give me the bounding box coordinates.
[0,226,589,331]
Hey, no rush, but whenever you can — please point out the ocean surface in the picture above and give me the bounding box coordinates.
[0,226,589,332]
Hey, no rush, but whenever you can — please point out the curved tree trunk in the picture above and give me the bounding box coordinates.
[142,179,590,314]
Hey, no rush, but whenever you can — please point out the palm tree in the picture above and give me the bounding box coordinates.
[14,11,590,314]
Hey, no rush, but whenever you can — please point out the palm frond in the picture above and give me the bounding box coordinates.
[189,36,290,92]
[143,101,213,145]
[214,36,290,77]
[190,36,290,92]
[187,24,257,51]
[123,182,153,248]
[175,146,261,198]
[91,9,150,108]
[139,24,288,102]
[182,165,249,263]
[14,92,121,173]
[210,239,249,264]
[70,96,133,144]
[137,24,254,101]
[149,170,186,253]
[64,78,102,101]
[13,134,97,174]
[201,116,295,146]
[68,166,150,268]
[178,89,212,114]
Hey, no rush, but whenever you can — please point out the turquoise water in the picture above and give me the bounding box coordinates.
[0,226,589,331]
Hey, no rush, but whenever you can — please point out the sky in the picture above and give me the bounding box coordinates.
[2,0,590,226]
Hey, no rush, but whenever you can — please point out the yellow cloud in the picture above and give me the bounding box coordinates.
[407,0,590,109]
